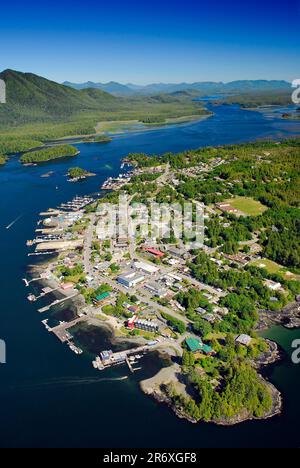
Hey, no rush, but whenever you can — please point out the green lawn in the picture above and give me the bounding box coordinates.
[250,258,300,280]
[225,197,267,216]
[250,257,300,280]
[250,258,283,274]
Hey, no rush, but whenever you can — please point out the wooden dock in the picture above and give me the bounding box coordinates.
[38,292,79,313]
[94,343,159,372]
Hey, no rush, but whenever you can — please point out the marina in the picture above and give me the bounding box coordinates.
[92,342,159,372]
[37,292,79,313]
[58,195,94,211]
[42,317,85,354]
[25,196,95,256]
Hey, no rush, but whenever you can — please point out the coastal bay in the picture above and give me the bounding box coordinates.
[0,104,300,447]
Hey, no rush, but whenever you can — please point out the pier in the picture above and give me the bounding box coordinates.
[125,356,134,373]
[27,286,61,302]
[46,316,86,354]
[37,292,79,313]
[22,273,51,287]
[93,342,159,372]
[28,251,56,257]
[39,210,61,216]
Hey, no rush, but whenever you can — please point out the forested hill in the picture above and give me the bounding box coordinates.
[0,69,117,126]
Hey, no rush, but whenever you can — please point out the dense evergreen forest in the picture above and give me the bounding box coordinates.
[20,144,78,163]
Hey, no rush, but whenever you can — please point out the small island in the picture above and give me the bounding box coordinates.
[67,166,95,182]
[83,135,112,143]
[20,144,79,164]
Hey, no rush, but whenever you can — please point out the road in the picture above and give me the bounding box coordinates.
[83,213,96,275]
[133,250,226,299]
[95,270,191,325]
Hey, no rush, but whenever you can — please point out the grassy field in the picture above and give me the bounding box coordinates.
[225,197,268,216]
[250,258,283,274]
[250,257,300,280]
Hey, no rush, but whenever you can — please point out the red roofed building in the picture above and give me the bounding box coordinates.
[142,246,164,258]
[126,315,137,330]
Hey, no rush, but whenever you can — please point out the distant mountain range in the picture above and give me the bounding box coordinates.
[0,69,292,130]
[63,79,291,96]
[63,80,135,96]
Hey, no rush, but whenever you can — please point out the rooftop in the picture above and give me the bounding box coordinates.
[185,337,203,352]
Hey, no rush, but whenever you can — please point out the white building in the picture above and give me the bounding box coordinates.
[236,334,252,346]
[117,271,145,288]
[134,261,158,275]
[264,280,282,291]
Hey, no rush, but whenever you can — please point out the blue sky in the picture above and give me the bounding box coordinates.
[0,0,299,84]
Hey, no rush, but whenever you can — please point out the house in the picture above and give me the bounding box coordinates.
[185,337,203,353]
[134,318,159,333]
[61,282,74,290]
[203,313,216,323]
[236,334,252,346]
[126,315,158,333]
[200,344,214,355]
[117,271,145,288]
[126,315,137,330]
[94,291,111,305]
[144,281,168,298]
[185,337,214,355]
[166,246,188,260]
[115,237,128,248]
[223,253,250,266]
[264,280,282,291]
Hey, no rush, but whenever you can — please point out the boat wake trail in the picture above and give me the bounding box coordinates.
[5,214,23,230]
[15,375,128,390]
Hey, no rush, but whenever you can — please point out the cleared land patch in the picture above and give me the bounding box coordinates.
[250,258,300,280]
[225,196,267,216]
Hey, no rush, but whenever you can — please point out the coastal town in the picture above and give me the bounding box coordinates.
[23,139,300,424]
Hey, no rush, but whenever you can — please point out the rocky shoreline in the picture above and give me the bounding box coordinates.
[28,256,293,428]
[140,338,284,426]
[256,301,300,331]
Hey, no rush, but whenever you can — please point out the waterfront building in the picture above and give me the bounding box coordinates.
[126,315,158,333]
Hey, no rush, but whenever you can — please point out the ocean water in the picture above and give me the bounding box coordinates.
[0,104,299,447]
